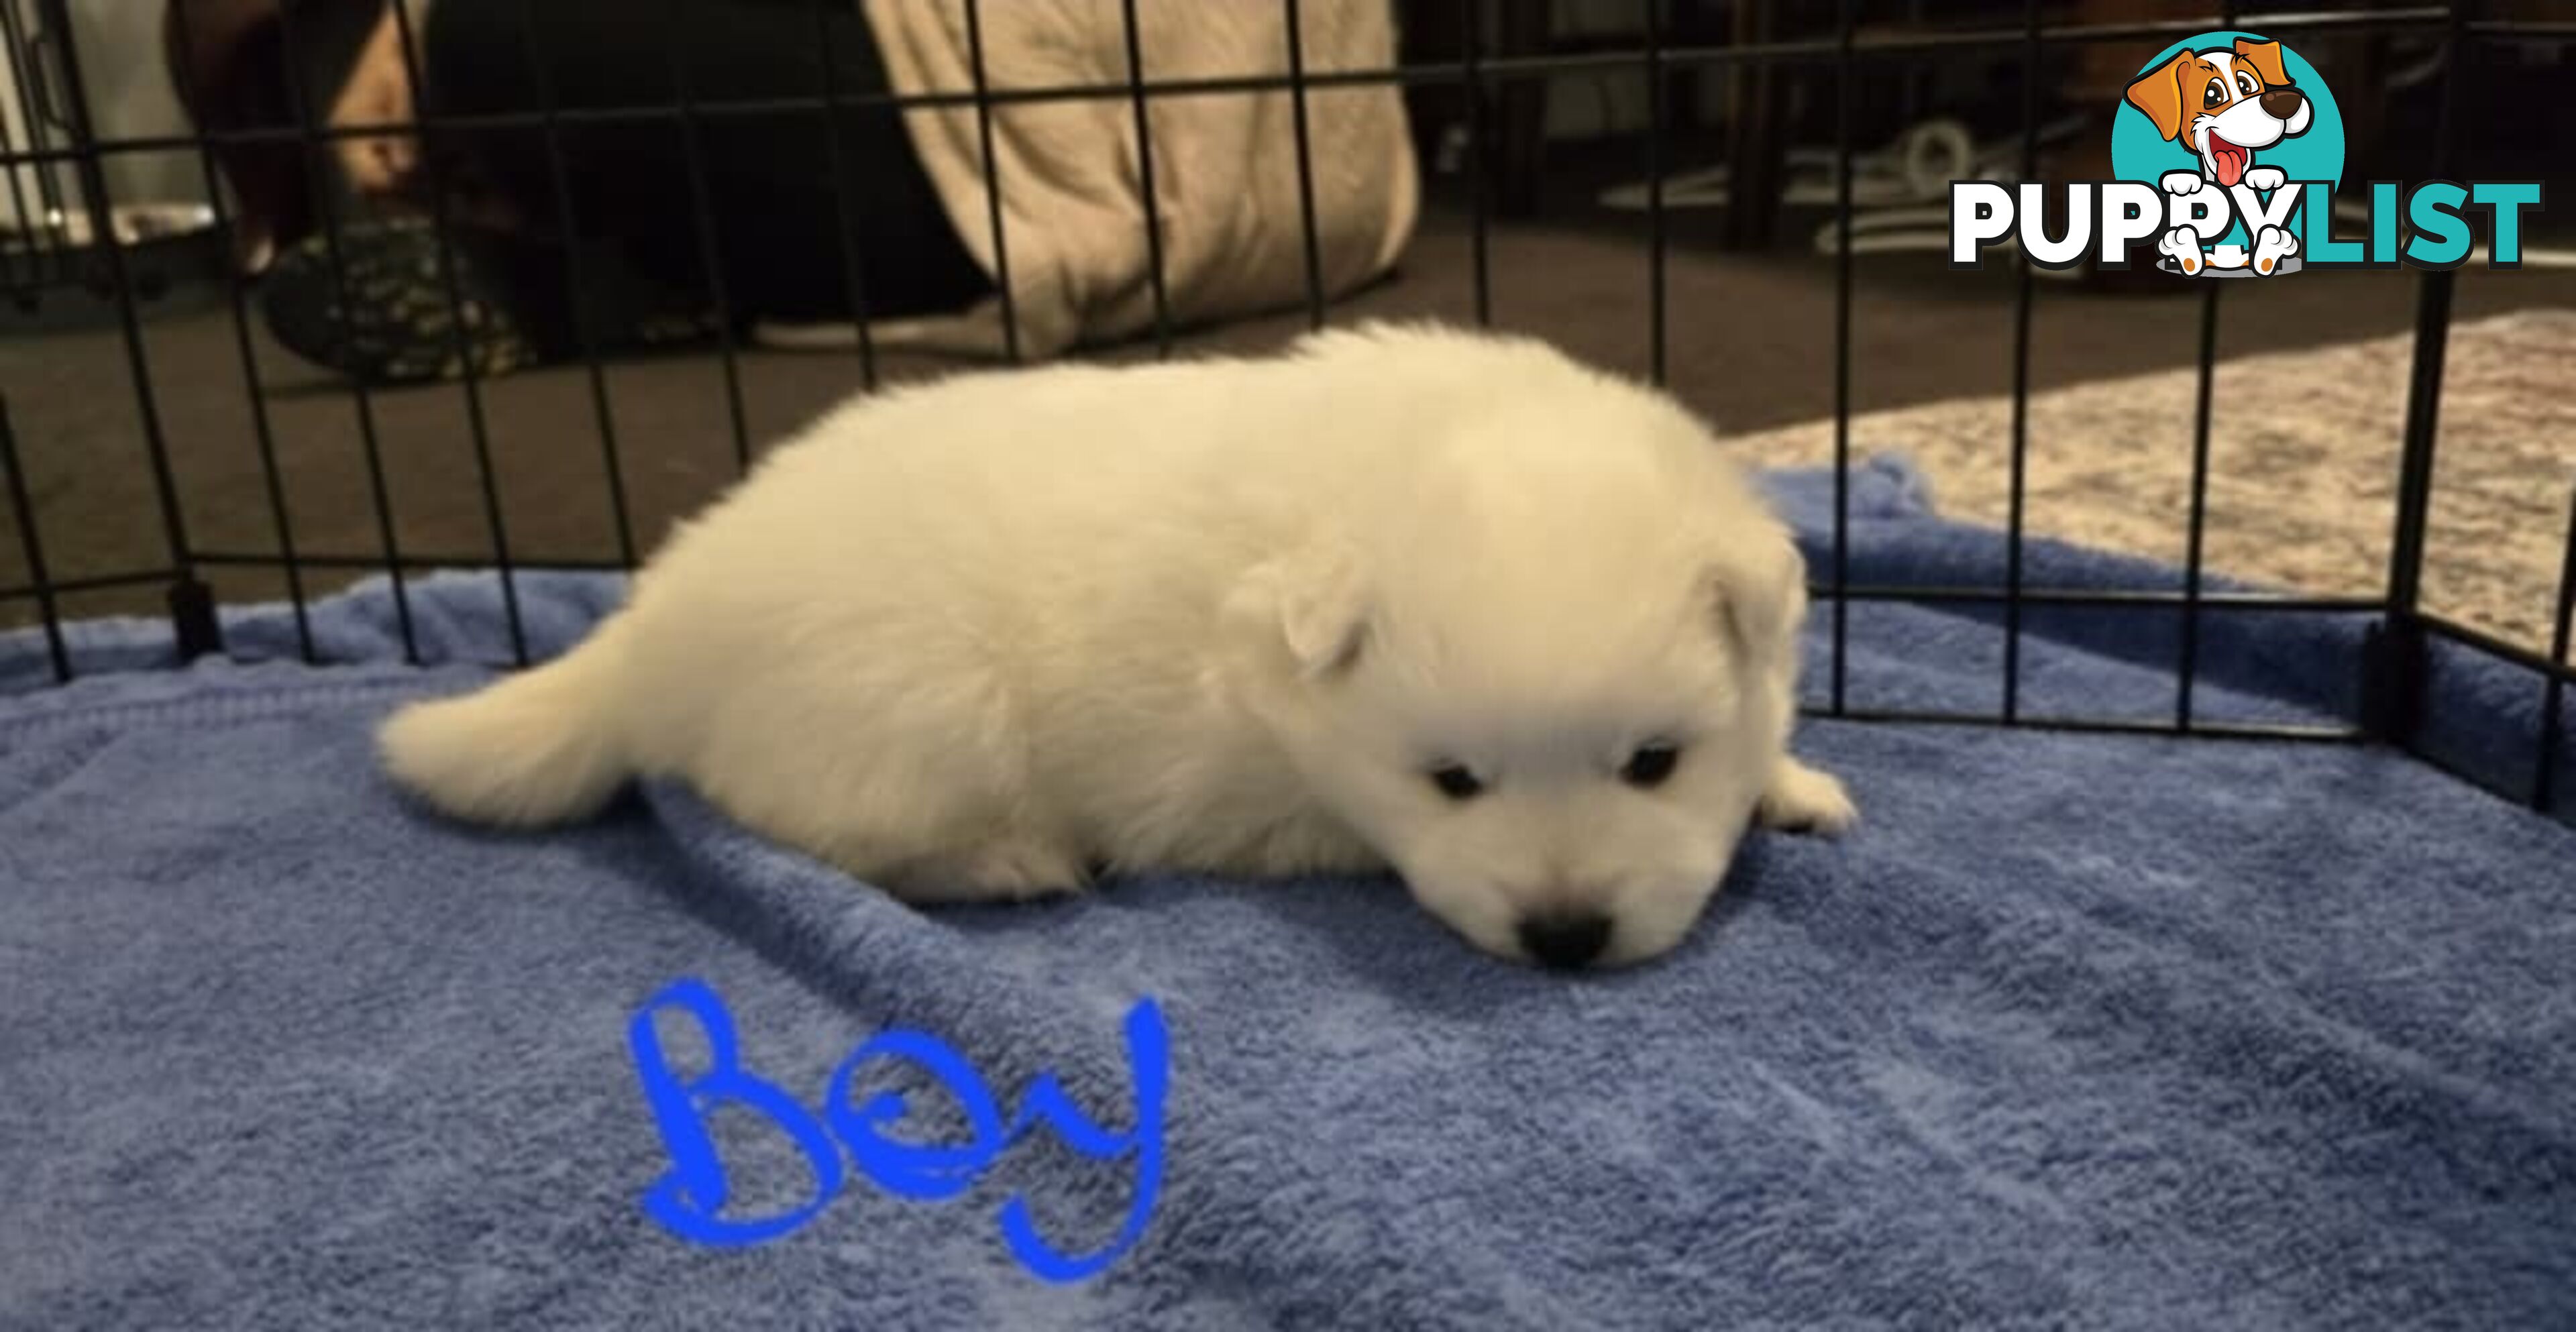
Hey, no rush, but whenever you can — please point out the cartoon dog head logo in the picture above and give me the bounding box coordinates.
[2125,38,2312,188]
[2111,32,2345,277]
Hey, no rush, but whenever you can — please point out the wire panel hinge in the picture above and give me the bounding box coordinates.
[2361,618,2428,748]
[168,577,224,661]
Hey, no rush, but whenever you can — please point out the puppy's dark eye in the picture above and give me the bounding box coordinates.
[2237,72,2258,96]
[1428,765,1485,801]
[1620,744,1681,789]
[2204,79,2226,109]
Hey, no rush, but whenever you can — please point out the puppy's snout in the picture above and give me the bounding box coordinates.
[2258,88,2305,121]
[1517,909,1612,970]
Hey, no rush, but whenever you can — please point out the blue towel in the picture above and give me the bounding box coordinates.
[3,458,2570,1329]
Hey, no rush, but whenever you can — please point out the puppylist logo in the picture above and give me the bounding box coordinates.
[1952,32,2542,277]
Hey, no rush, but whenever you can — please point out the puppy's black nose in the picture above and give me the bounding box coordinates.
[1518,911,1612,970]
[2259,87,2305,121]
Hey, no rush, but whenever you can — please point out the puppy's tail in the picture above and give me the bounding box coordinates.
[377,617,635,827]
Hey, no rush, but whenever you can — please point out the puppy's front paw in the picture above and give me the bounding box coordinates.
[1758,757,1857,836]
[2243,165,2286,192]
[951,839,1090,902]
[2252,224,2298,275]
[2160,170,2204,197]
[2157,226,2205,276]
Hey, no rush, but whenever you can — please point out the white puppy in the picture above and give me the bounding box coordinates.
[380,324,1854,969]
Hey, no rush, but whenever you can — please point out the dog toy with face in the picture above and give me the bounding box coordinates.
[378,325,1855,971]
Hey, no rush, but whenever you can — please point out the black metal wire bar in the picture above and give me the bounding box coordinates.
[963,0,1022,362]
[155,562,2296,615]
[2532,483,2576,810]
[195,549,633,573]
[384,0,528,665]
[1818,585,2380,611]
[1642,0,1668,384]
[2385,34,2469,612]
[2176,286,2221,728]
[0,567,182,602]
[0,0,62,285]
[100,571,2359,616]
[1283,0,1328,332]
[1461,0,1491,326]
[1829,0,1855,715]
[2178,0,2237,729]
[266,0,418,661]
[1119,0,1173,356]
[0,3,40,292]
[2375,0,2471,745]
[2000,0,2039,721]
[1817,706,2365,743]
[1841,9,2432,56]
[810,0,882,388]
[33,0,219,659]
[160,0,314,663]
[2417,613,2576,687]
[516,0,639,567]
[0,397,69,681]
[660,0,753,471]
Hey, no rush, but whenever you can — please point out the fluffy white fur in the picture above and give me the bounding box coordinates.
[378,324,1854,968]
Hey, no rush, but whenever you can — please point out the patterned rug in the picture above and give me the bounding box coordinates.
[1732,309,2576,660]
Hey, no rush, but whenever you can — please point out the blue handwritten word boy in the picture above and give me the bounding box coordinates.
[627,978,1169,1282]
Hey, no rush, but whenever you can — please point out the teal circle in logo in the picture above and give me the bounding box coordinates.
[2110,32,2345,260]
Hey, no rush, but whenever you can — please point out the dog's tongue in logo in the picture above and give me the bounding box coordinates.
[2206,135,2249,187]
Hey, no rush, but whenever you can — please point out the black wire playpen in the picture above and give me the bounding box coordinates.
[2,0,2571,814]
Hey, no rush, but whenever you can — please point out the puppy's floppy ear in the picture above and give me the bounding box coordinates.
[1227,540,1372,679]
[1704,525,1809,661]
[2123,51,2198,142]
[2231,37,2290,87]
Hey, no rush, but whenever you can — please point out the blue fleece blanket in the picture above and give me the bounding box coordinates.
[4,459,2570,1329]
